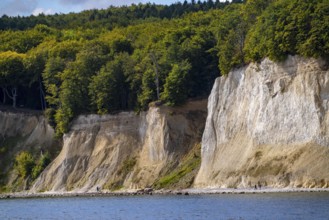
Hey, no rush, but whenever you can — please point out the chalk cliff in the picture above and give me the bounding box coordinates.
[195,56,329,188]
[31,100,206,192]
[4,56,329,193]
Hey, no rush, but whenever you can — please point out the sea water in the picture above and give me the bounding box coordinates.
[1,192,329,220]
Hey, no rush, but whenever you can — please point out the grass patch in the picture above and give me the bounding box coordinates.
[117,157,137,176]
[104,157,137,191]
[153,143,201,189]
[105,182,124,191]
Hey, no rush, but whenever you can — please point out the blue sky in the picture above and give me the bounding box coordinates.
[0,0,190,17]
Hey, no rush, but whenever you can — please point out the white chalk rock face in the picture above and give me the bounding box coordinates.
[195,56,329,188]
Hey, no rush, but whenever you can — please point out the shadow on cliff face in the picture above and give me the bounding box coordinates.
[0,111,60,193]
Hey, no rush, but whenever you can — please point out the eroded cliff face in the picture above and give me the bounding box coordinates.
[0,111,54,143]
[4,56,329,192]
[31,100,206,192]
[195,56,329,188]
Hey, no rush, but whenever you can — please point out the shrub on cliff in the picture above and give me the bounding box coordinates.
[14,151,35,179]
[15,151,51,180]
[32,152,51,179]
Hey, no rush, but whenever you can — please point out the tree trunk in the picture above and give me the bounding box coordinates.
[5,87,17,108]
[39,77,47,110]
[11,87,17,108]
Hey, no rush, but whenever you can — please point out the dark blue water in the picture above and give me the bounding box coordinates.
[1,192,329,220]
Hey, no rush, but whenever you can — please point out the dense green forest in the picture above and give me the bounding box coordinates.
[0,0,328,136]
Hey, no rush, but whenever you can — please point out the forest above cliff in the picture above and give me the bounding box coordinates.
[0,0,328,136]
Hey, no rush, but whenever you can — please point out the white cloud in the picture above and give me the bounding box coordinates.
[32,8,53,16]
[59,0,142,9]
[59,0,89,5]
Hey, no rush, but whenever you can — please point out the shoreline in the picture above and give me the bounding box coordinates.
[1,187,329,199]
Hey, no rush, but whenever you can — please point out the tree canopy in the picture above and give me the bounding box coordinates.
[0,0,328,136]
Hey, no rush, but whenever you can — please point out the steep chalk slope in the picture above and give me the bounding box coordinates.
[195,56,329,188]
[32,101,206,192]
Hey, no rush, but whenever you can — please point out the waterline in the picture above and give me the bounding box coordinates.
[1,192,329,220]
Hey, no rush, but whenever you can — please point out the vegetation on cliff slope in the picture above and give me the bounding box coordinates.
[0,0,328,136]
[0,134,58,193]
[153,143,201,189]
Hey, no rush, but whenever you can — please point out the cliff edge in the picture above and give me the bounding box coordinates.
[195,56,329,188]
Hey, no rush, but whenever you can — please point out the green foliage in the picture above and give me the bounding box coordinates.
[89,53,133,114]
[104,157,137,191]
[43,57,65,107]
[0,51,26,79]
[52,41,110,135]
[0,3,226,135]
[54,102,73,136]
[117,157,137,176]
[244,0,329,62]
[110,37,134,55]
[14,151,35,179]
[14,150,51,180]
[138,68,158,110]
[0,26,49,53]
[32,152,51,179]
[0,1,232,31]
[216,0,273,74]
[154,144,201,189]
[216,4,247,75]
[298,1,329,58]
[161,60,191,106]
[0,51,27,107]
[44,107,56,128]
[0,0,328,137]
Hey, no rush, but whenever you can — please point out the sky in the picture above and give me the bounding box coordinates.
[0,0,189,17]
